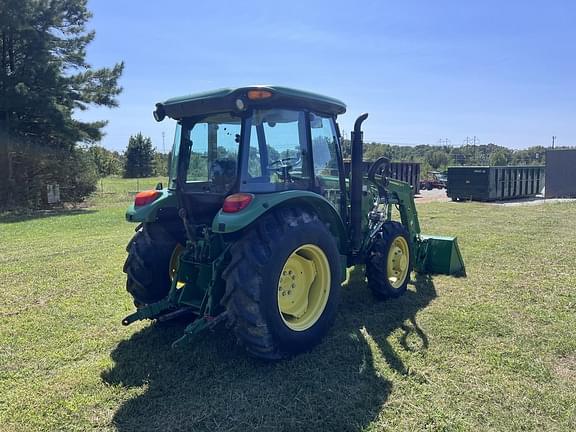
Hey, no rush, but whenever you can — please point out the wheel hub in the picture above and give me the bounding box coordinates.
[278,254,316,319]
[277,244,331,331]
[387,236,409,288]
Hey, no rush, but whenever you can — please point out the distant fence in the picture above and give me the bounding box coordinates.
[97,177,168,195]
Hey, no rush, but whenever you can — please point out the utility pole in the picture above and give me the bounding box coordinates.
[552,135,556,149]
[438,138,451,146]
[463,136,481,163]
[473,136,480,163]
[162,131,166,153]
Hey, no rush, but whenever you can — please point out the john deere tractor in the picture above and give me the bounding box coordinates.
[121,86,465,359]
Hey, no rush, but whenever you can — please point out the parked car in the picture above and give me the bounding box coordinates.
[420,171,447,190]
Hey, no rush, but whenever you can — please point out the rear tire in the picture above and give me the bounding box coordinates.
[366,221,412,299]
[222,207,341,360]
[123,223,183,305]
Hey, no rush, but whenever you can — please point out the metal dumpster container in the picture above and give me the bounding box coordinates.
[389,162,421,194]
[344,160,421,193]
[545,149,576,198]
[447,165,545,201]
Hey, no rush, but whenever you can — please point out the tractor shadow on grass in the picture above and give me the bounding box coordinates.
[102,272,436,432]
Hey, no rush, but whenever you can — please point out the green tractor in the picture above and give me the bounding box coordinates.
[121,86,465,359]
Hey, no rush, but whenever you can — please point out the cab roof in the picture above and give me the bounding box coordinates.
[154,85,347,121]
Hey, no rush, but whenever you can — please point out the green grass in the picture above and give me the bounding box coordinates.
[1,177,575,431]
[88,176,169,207]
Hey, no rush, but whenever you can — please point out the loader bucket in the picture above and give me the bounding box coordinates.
[420,235,466,277]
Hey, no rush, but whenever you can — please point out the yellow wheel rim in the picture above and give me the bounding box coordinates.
[277,244,331,332]
[387,236,410,289]
[169,243,185,288]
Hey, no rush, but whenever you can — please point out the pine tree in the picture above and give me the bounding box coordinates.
[0,0,123,208]
[124,133,155,178]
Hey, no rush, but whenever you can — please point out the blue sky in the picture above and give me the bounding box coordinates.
[78,0,576,152]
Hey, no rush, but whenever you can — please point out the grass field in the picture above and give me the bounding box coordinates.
[90,176,169,207]
[1,177,575,431]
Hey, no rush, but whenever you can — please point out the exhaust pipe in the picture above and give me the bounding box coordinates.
[350,113,369,253]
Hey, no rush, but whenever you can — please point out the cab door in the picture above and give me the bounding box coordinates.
[309,113,346,217]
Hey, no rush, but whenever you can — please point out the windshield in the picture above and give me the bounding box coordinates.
[240,108,312,192]
[181,113,241,193]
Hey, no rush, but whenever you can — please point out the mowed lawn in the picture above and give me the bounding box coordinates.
[1,178,575,431]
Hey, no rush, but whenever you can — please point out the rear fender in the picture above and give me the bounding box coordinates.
[125,189,178,223]
[211,191,349,254]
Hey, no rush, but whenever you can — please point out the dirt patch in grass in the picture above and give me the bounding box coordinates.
[553,354,576,382]
[415,188,449,203]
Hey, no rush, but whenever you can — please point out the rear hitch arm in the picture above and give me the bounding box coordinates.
[171,311,229,349]
[121,298,174,326]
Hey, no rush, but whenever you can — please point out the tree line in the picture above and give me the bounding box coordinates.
[342,139,552,176]
[83,135,169,179]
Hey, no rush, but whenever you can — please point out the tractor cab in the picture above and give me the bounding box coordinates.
[156,86,347,224]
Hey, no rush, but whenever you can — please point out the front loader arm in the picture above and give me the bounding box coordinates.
[381,178,421,244]
[367,158,466,277]
[366,157,421,244]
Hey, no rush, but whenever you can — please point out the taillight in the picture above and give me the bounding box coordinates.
[222,193,254,213]
[134,190,160,207]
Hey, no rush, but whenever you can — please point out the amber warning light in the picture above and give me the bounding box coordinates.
[222,193,254,213]
[247,89,273,100]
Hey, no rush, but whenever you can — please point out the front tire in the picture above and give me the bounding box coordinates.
[222,207,341,360]
[366,221,412,299]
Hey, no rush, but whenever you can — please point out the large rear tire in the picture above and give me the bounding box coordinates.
[366,221,412,299]
[222,207,341,360]
[123,223,183,305]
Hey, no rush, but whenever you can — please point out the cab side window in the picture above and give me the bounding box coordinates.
[310,113,342,212]
[310,113,339,178]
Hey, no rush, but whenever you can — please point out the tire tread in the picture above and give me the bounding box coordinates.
[222,207,338,360]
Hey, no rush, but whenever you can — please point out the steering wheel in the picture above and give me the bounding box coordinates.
[267,156,301,170]
[367,157,391,194]
[367,157,391,182]
[267,156,301,183]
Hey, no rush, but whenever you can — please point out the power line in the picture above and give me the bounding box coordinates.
[363,138,435,146]
[463,136,480,146]
[437,138,451,146]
